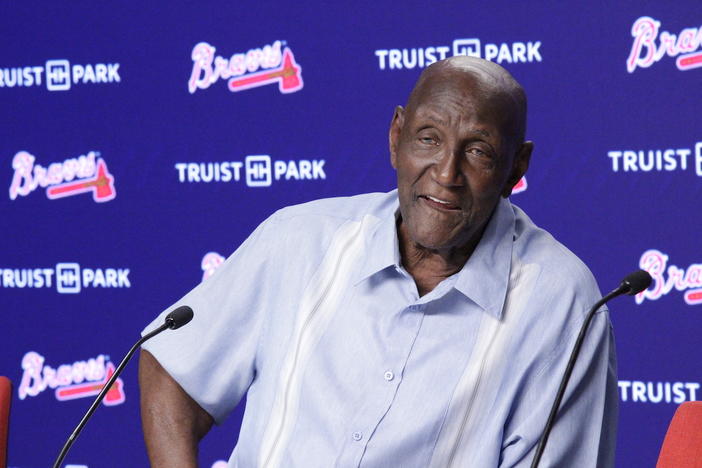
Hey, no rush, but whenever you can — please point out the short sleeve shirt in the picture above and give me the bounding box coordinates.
[142,190,617,468]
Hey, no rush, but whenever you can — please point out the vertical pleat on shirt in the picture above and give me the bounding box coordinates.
[428,260,541,467]
[258,215,378,468]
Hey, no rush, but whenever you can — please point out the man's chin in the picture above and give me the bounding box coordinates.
[405,222,483,257]
[410,231,461,253]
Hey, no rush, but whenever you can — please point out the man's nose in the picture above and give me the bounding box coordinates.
[432,147,464,187]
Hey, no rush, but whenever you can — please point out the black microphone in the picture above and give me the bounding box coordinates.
[619,269,653,296]
[165,304,195,329]
[52,305,194,468]
[530,270,651,468]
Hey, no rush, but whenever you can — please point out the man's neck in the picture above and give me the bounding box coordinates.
[397,224,484,297]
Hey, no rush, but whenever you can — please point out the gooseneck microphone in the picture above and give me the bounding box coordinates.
[530,270,652,468]
[52,305,194,468]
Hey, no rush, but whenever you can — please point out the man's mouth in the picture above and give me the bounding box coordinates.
[420,195,461,211]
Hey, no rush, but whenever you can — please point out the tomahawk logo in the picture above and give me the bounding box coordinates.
[9,150,116,202]
[18,351,125,406]
[188,40,303,94]
[627,16,702,72]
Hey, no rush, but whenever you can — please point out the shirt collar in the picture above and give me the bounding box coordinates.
[354,194,401,284]
[354,192,516,321]
[453,197,515,320]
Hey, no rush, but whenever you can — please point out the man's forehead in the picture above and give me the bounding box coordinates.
[411,76,483,108]
[405,57,527,140]
[408,74,509,124]
[441,56,514,85]
[411,62,513,106]
[408,100,500,143]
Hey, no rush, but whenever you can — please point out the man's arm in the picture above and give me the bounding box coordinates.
[139,350,214,468]
[501,310,618,467]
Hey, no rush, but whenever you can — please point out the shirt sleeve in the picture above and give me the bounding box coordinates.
[140,213,278,424]
[500,307,618,468]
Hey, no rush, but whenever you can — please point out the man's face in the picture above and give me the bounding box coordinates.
[389,73,531,253]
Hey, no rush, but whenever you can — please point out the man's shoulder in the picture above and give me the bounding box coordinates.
[247,191,397,275]
[511,203,601,299]
[271,190,397,226]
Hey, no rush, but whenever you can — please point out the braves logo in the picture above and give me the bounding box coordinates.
[201,252,225,281]
[55,362,125,405]
[511,176,527,195]
[188,40,303,94]
[627,16,702,73]
[636,249,702,305]
[18,351,126,405]
[9,150,116,202]
[228,48,302,93]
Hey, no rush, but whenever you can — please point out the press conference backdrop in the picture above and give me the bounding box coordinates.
[1,1,700,466]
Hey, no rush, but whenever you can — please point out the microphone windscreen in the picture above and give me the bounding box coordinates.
[165,305,194,329]
[621,270,652,295]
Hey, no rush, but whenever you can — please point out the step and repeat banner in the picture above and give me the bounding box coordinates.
[1,2,700,467]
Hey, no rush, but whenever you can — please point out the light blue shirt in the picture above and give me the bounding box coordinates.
[143,190,617,468]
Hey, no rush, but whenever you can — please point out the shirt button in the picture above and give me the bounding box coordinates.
[353,431,363,441]
[384,370,394,381]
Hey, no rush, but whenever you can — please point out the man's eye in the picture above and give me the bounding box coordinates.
[467,148,489,158]
[419,137,437,145]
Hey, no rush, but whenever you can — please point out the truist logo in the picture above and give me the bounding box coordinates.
[0,263,131,293]
[0,60,120,91]
[618,380,700,404]
[607,142,702,176]
[175,155,326,187]
[18,351,125,406]
[636,249,702,305]
[627,16,702,73]
[9,150,116,203]
[375,38,542,70]
[188,40,303,95]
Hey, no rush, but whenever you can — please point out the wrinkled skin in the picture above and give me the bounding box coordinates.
[389,57,533,295]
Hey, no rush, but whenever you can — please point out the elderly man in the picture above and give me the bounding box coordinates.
[139,56,617,467]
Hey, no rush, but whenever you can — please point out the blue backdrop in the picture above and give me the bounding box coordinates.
[2,1,701,467]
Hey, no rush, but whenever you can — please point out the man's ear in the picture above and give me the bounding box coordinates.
[389,106,405,169]
[501,141,533,198]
